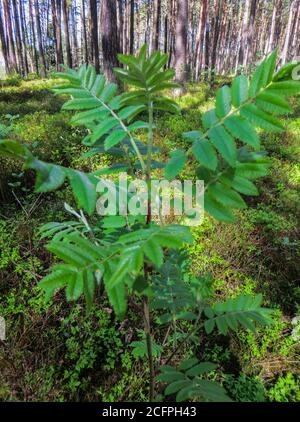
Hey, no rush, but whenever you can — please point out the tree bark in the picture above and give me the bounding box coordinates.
[62,0,72,68]
[81,0,88,63]
[11,0,24,75]
[101,0,119,81]
[71,2,78,67]
[117,0,123,54]
[152,0,161,51]
[174,0,188,95]
[129,0,134,54]
[0,2,9,73]
[89,0,99,72]
[18,0,29,75]
[34,0,47,76]
[3,0,18,72]
[281,0,297,64]
[28,0,38,73]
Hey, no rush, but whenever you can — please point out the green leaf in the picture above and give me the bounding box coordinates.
[165,149,187,180]
[192,139,217,171]
[231,176,259,196]
[224,115,260,149]
[196,380,232,402]
[202,109,218,129]
[183,130,204,141]
[208,126,237,166]
[267,80,300,96]
[178,357,199,371]
[90,118,119,144]
[185,362,217,377]
[240,103,284,132]
[28,160,65,192]
[0,139,30,159]
[68,170,97,215]
[143,239,164,268]
[256,92,292,114]
[104,130,127,150]
[204,319,215,334]
[100,83,118,103]
[66,271,84,301]
[91,74,106,96]
[204,192,236,223]
[216,85,231,117]
[39,267,69,300]
[165,380,191,395]
[157,372,185,383]
[231,75,248,107]
[249,50,277,96]
[101,216,127,228]
[235,162,269,180]
[62,98,100,110]
[208,183,247,209]
[118,105,145,121]
[106,283,127,319]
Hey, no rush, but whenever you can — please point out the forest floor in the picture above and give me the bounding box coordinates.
[0,76,299,402]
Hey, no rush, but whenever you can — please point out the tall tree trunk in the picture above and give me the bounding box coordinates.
[28,0,38,73]
[0,2,9,73]
[81,0,88,63]
[174,0,188,95]
[51,0,59,69]
[89,0,99,72]
[195,0,207,80]
[11,0,24,75]
[152,0,161,51]
[18,0,29,75]
[210,0,223,82]
[101,0,119,81]
[281,0,296,64]
[34,0,47,76]
[71,2,78,67]
[239,0,250,67]
[3,0,18,72]
[55,0,63,67]
[164,13,168,54]
[62,0,72,67]
[117,0,123,53]
[129,0,134,54]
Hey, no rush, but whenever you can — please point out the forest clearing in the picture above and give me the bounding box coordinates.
[0,0,299,407]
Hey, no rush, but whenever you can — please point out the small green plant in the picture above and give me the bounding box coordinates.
[0,47,299,402]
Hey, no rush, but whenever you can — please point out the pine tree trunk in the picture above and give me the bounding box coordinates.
[28,0,39,73]
[18,0,29,75]
[11,0,24,75]
[34,0,47,76]
[89,0,99,72]
[0,3,9,73]
[101,0,119,82]
[62,0,72,68]
[3,0,18,72]
[81,0,88,63]
[152,0,161,51]
[51,0,59,69]
[129,0,134,54]
[281,0,296,64]
[71,2,78,67]
[55,0,64,67]
[117,0,123,54]
[174,0,188,95]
